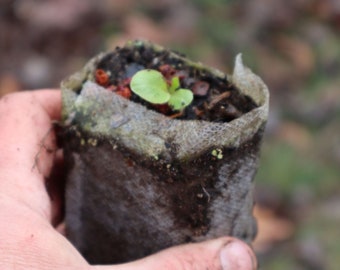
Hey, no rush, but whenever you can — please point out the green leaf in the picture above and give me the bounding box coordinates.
[169,77,180,94]
[130,70,170,104]
[168,88,193,111]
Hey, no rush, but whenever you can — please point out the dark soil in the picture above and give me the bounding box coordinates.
[95,43,258,122]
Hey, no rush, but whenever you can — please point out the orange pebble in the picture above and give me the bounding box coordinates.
[95,69,110,86]
[115,86,132,99]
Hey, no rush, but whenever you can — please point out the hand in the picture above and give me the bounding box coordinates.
[0,90,257,270]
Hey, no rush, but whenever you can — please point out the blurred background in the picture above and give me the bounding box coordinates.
[1,0,339,269]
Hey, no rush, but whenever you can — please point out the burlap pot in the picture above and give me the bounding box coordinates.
[61,41,269,264]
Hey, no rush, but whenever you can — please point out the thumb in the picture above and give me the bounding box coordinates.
[91,237,256,270]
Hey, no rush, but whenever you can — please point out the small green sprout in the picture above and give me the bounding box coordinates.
[211,149,223,159]
[130,69,193,111]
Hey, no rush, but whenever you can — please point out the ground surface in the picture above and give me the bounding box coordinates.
[1,1,340,269]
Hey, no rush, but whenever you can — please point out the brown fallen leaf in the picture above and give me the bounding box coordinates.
[276,121,313,151]
[253,205,295,252]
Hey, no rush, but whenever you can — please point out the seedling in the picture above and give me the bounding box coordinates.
[130,69,193,111]
[212,148,223,159]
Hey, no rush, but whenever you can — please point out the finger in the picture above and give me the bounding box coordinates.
[0,90,61,221]
[47,149,66,227]
[92,237,256,270]
[31,89,62,120]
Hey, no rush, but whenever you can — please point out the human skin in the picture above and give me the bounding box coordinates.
[0,90,256,270]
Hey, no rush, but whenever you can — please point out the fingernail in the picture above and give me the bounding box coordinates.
[220,241,255,270]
